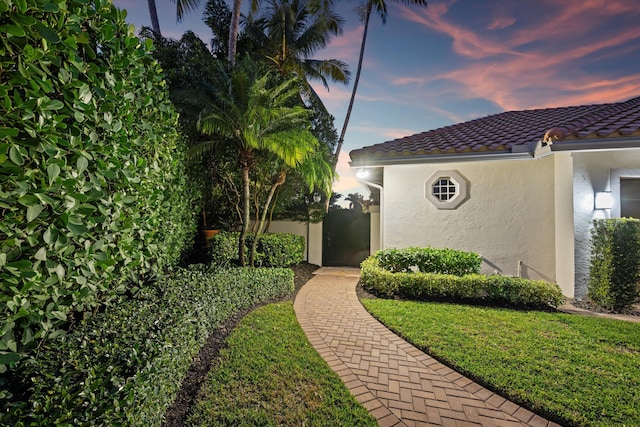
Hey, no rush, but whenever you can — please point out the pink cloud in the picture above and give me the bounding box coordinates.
[391,0,640,111]
[487,16,515,30]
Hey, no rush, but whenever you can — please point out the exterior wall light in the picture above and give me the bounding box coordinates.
[356,168,369,179]
[313,193,321,203]
[594,191,613,210]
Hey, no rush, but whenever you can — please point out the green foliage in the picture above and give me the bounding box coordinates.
[0,0,198,371]
[588,218,640,311]
[375,247,482,276]
[1,266,294,426]
[210,231,304,267]
[361,256,564,309]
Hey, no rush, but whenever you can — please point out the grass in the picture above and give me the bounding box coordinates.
[186,302,378,427]
[361,299,640,427]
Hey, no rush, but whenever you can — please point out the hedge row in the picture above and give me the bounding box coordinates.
[1,266,294,426]
[375,247,482,276]
[210,231,304,267]
[589,218,640,311]
[361,257,564,309]
[1,0,199,370]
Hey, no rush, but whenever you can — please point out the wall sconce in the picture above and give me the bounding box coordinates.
[312,193,321,203]
[356,168,369,179]
[595,191,613,209]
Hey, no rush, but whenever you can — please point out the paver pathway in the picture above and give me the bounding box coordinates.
[294,267,561,427]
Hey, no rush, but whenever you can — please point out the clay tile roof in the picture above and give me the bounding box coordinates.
[350,95,640,165]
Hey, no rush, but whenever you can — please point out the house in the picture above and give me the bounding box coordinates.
[349,96,640,298]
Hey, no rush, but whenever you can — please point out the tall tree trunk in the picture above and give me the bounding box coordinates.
[228,0,243,65]
[239,162,251,266]
[147,0,162,36]
[249,171,286,266]
[333,2,372,171]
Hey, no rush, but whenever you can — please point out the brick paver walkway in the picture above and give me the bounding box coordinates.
[294,267,561,427]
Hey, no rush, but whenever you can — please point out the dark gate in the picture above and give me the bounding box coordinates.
[323,210,370,267]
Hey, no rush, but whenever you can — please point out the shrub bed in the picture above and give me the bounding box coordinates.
[361,255,564,309]
[1,267,294,426]
[376,247,482,276]
[210,231,304,267]
[588,218,640,311]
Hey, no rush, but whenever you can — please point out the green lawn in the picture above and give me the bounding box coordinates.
[187,302,377,427]
[361,299,640,427]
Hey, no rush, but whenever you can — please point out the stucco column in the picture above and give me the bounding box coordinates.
[554,152,575,297]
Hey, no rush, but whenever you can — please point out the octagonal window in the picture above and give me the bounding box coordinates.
[425,170,469,209]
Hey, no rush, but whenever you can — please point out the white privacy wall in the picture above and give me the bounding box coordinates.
[572,149,640,298]
[382,156,559,284]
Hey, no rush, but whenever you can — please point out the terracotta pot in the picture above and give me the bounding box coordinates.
[203,229,220,240]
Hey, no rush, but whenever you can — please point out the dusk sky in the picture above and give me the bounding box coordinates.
[113,0,640,200]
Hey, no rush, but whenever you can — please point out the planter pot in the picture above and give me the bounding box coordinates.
[203,229,220,246]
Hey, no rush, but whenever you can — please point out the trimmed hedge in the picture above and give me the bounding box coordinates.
[1,0,199,370]
[588,218,640,311]
[375,247,482,276]
[210,231,304,267]
[361,256,564,309]
[1,266,294,426]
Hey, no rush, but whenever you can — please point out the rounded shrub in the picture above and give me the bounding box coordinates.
[0,0,198,372]
[361,252,564,309]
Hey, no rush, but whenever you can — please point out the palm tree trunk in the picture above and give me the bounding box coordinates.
[333,2,372,171]
[239,162,251,266]
[249,171,286,266]
[228,0,242,65]
[147,0,162,36]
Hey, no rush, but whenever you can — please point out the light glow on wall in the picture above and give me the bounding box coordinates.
[595,191,613,210]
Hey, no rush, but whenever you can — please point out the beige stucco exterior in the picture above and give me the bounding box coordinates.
[381,156,560,285]
[362,147,640,298]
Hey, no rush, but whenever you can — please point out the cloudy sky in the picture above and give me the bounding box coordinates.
[113,0,640,200]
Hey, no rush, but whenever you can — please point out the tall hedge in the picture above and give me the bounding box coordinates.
[588,218,640,311]
[0,0,198,373]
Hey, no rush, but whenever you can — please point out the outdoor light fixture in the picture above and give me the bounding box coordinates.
[356,168,369,179]
[313,193,321,203]
[595,191,613,210]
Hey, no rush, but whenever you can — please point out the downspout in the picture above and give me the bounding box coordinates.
[358,177,384,250]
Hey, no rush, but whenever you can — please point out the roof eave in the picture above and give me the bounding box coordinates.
[349,150,534,167]
[550,137,640,152]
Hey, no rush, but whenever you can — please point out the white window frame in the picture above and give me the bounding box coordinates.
[425,170,469,210]
[611,168,640,218]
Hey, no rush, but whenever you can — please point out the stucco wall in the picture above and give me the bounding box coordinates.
[572,149,640,297]
[266,220,323,266]
[382,156,557,283]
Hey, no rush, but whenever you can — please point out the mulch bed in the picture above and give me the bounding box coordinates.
[162,262,319,427]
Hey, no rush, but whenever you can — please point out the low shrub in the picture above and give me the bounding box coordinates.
[210,231,304,267]
[1,267,293,426]
[375,247,482,276]
[361,256,564,309]
[588,218,640,311]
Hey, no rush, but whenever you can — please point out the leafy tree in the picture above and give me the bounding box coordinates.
[193,58,321,265]
[333,0,427,169]
[203,0,232,58]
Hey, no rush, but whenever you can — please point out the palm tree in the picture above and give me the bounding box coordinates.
[194,58,319,265]
[245,0,350,110]
[147,0,202,36]
[333,0,427,170]
[227,0,336,66]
